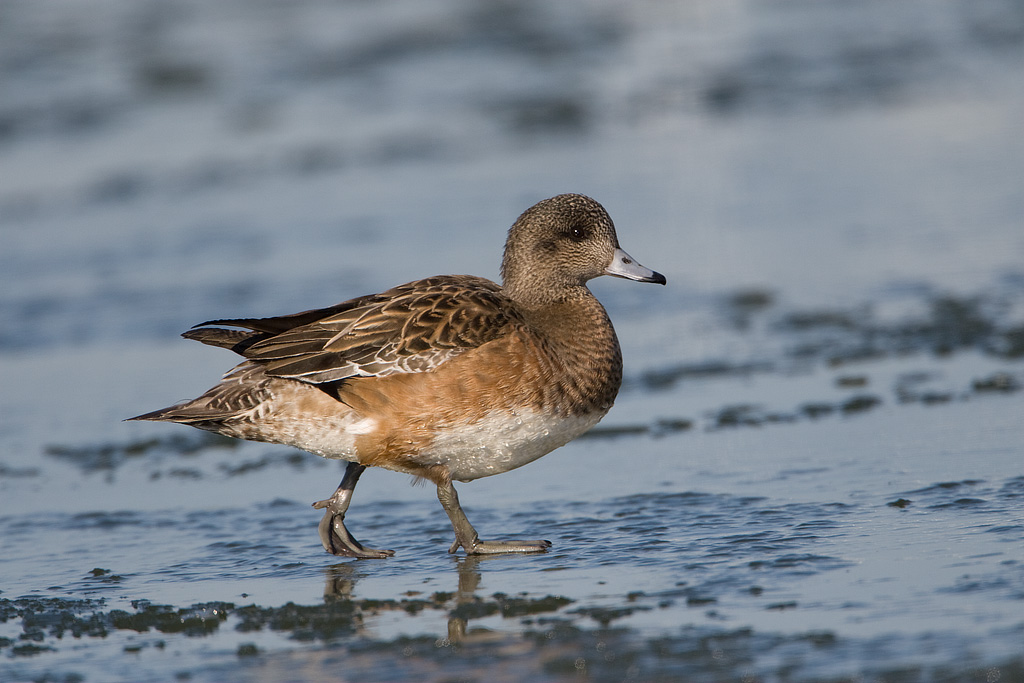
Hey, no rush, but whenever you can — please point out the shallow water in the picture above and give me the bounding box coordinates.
[2,1,1023,681]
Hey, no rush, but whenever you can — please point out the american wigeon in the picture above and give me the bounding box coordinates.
[131,194,665,557]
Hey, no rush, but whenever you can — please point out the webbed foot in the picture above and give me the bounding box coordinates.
[314,504,395,559]
[312,462,394,559]
[447,537,552,555]
[437,481,551,556]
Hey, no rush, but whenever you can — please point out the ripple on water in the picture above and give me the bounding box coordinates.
[900,477,1024,518]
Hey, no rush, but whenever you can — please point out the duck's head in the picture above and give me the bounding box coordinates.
[501,193,665,304]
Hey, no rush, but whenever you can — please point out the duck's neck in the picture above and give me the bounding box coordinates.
[516,291,624,416]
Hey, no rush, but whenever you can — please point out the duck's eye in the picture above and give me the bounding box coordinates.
[568,226,589,242]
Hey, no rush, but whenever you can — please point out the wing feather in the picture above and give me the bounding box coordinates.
[185,275,515,385]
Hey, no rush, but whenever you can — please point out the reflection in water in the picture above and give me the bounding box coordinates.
[323,562,362,603]
[448,555,483,643]
[321,554,502,644]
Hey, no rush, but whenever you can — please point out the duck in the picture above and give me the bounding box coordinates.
[130,193,665,558]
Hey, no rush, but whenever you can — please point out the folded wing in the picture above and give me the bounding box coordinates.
[186,275,516,385]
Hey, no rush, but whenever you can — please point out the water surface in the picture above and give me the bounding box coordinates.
[2,1,1023,681]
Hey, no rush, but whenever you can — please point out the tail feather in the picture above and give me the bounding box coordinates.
[127,401,221,424]
[128,363,271,425]
[193,297,370,336]
[126,408,170,422]
[131,299,364,425]
[182,327,267,353]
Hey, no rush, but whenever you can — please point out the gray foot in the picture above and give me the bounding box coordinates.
[448,537,552,555]
[312,461,394,559]
[437,481,551,556]
[314,504,395,559]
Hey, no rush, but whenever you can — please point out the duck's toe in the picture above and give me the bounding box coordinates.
[449,538,552,555]
[317,509,395,559]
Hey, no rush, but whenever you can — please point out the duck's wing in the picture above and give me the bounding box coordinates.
[185,275,517,385]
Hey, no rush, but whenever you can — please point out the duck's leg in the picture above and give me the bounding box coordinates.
[312,461,395,559]
[436,480,551,555]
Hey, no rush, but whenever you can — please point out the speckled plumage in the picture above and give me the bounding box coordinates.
[131,193,665,557]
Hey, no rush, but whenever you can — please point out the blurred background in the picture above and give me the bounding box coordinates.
[1,1,1023,681]
[3,0,1021,354]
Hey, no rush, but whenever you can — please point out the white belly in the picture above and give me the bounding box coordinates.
[253,387,606,482]
[416,407,607,482]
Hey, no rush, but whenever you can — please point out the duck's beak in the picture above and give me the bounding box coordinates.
[604,248,666,285]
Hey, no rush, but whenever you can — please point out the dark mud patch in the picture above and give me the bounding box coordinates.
[216,451,322,478]
[41,431,330,481]
[973,371,1021,393]
[578,418,693,440]
[582,393,887,440]
[44,432,237,474]
[0,592,573,649]
[600,365,1021,442]
[776,293,1024,366]
[636,285,1024,395]
[6,590,1021,683]
[0,463,40,479]
[634,360,772,392]
[700,0,1024,116]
